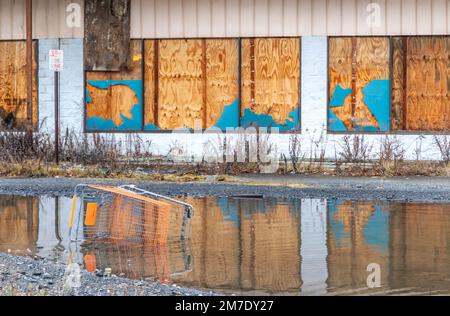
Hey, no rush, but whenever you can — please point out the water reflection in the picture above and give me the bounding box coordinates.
[0,194,449,295]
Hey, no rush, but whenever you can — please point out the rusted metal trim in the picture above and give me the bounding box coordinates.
[26,0,33,131]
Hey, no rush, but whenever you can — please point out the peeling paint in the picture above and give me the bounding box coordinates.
[86,80,142,130]
[328,80,390,132]
[329,85,352,108]
[213,99,239,130]
[240,106,300,131]
[362,80,390,132]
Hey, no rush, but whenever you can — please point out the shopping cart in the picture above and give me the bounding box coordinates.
[67,184,194,278]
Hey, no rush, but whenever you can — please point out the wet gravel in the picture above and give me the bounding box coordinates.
[0,176,449,202]
[0,253,217,296]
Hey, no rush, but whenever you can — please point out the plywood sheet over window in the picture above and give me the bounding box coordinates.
[155,39,204,130]
[328,37,390,132]
[144,39,239,131]
[205,39,239,130]
[85,40,143,131]
[241,38,300,131]
[392,36,450,131]
[0,41,37,130]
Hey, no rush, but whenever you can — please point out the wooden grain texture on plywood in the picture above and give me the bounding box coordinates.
[391,37,406,131]
[205,39,239,127]
[144,40,156,126]
[241,38,253,116]
[405,36,450,131]
[158,39,204,130]
[241,38,300,124]
[354,37,389,128]
[0,41,37,130]
[329,37,389,131]
[329,37,353,130]
[86,40,142,128]
[86,81,139,127]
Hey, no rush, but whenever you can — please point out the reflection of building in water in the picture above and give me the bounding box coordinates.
[173,197,302,294]
[0,196,39,253]
[3,193,449,295]
[327,200,390,292]
[301,199,328,295]
[390,203,450,291]
[84,196,303,293]
[240,199,301,293]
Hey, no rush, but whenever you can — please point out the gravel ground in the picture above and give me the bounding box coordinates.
[0,176,449,202]
[0,253,217,296]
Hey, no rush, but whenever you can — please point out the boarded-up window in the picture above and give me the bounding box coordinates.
[241,38,301,131]
[392,37,450,131]
[86,38,300,132]
[0,41,37,130]
[328,37,390,132]
[85,40,143,131]
[144,39,239,131]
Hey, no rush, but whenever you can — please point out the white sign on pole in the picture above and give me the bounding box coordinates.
[49,50,64,72]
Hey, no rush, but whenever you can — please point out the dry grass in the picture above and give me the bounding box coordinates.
[0,129,448,179]
[0,161,205,182]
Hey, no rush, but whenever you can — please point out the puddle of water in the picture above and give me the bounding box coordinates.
[0,194,449,295]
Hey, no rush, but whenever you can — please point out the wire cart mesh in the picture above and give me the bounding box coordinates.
[68,184,194,277]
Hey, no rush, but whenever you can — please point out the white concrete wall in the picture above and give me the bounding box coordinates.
[37,37,444,162]
[39,39,84,136]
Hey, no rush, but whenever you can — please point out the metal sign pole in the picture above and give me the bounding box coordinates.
[50,48,63,164]
[54,70,60,164]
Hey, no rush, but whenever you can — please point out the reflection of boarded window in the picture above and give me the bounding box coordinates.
[0,41,37,130]
[241,38,300,131]
[392,37,450,131]
[328,37,390,132]
[144,39,239,130]
[85,40,143,131]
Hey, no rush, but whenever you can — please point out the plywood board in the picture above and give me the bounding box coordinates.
[391,37,406,130]
[205,39,239,128]
[157,39,204,130]
[144,40,156,128]
[354,37,390,130]
[0,41,37,130]
[241,38,300,129]
[86,40,143,130]
[405,36,450,130]
[328,37,390,131]
[328,37,353,130]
